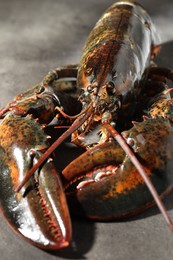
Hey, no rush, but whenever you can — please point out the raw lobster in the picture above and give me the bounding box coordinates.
[0,0,173,250]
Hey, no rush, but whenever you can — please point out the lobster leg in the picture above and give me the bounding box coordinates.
[0,66,83,249]
[42,64,78,87]
[0,64,80,121]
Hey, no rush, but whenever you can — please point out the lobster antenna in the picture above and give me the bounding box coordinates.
[15,106,93,193]
[55,106,89,119]
[104,123,173,232]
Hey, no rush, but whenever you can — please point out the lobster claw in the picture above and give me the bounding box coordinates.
[63,117,173,220]
[0,113,71,250]
[22,159,72,249]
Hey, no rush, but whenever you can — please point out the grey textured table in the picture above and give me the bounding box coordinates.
[0,0,173,259]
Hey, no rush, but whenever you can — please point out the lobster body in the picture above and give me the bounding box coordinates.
[0,0,173,251]
[77,1,158,123]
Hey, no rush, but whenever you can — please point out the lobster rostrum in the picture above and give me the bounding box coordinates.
[1,0,173,250]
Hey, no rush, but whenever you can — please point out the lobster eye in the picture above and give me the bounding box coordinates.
[106,82,115,95]
[127,138,135,147]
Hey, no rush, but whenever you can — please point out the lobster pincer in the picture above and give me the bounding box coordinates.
[64,115,173,220]
[0,70,82,249]
[0,112,72,249]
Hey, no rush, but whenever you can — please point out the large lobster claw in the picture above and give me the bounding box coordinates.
[0,113,71,249]
[63,117,173,220]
